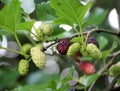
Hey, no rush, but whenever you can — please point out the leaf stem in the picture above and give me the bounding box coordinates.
[14,32,29,59]
[0,46,23,55]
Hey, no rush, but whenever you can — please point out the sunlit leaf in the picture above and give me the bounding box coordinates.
[50,0,92,25]
[0,0,22,33]
[17,21,34,31]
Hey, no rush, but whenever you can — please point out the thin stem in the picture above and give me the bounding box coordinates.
[14,33,22,50]
[14,32,29,59]
[79,24,84,45]
[0,46,23,55]
[73,25,81,38]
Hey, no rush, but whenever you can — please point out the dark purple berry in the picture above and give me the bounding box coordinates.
[56,38,70,55]
[87,36,99,48]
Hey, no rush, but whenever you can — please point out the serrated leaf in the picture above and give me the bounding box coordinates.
[0,0,22,33]
[37,1,56,21]
[50,0,92,25]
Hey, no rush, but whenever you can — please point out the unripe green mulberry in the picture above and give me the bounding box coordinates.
[67,42,80,57]
[22,43,33,54]
[86,43,102,60]
[35,43,44,50]
[40,24,53,35]
[18,59,29,75]
[109,62,120,77]
[30,46,46,69]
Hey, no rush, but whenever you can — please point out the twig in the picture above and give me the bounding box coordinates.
[43,28,120,52]
[108,50,120,57]
[106,75,120,91]
[88,50,120,91]
[88,57,115,91]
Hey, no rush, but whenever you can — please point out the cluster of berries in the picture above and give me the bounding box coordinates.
[18,44,46,75]
[56,36,102,75]
[18,23,53,75]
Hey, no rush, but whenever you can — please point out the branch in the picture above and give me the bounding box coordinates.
[88,50,120,91]
[43,28,120,52]
[106,75,120,91]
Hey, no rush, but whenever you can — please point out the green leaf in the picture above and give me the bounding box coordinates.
[17,21,34,31]
[26,71,59,85]
[117,78,120,85]
[0,29,10,35]
[61,66,75,83]
[0,68,19,88]
[97,35,108,50]
[85,7,108,26]
[102,41,118,64]
[70,37,82,43]
[80,74,100,87]
[50,25,74,39]
[0,0,22,33]
[50,0,92,25]
[36,1,56,21]
[12,85,51,91]
[58,84,70,91]
[46,80,57,90]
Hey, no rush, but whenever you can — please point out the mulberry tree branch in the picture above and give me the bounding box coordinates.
[43,28,120,51]
[88,50,120,91]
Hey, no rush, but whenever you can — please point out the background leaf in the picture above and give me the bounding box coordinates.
[36,1,56,21]
[102,40,118,64]
[0,0,22,33]
[0,68,19,88]
[85,7,108,26]
[50,0,92,25]
[97,35,108,50]
[80,74,100,87]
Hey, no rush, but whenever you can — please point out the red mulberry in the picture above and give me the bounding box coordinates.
[79,61,95,75]
[56,38,70,55]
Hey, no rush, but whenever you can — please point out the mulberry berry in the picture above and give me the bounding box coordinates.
[86,43,102,60]
[87,36,99,48]
[79,61,95,75]
[30,46,46,69]
[22,43,33,54]
[67,42,80,57]
[109,62,120,77]
[56,38,70,55]
[40,24,53,35]
[18,59,29,75]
